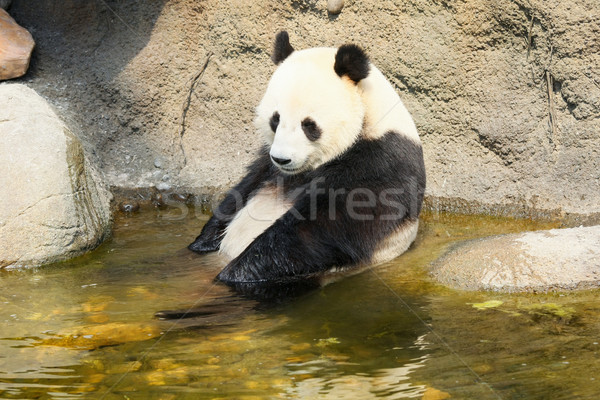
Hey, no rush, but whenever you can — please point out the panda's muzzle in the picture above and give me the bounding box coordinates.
[270,155,292,166]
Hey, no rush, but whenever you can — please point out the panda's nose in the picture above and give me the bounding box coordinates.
[271,155,292,166]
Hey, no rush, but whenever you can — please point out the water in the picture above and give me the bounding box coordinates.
[1,207,599,399]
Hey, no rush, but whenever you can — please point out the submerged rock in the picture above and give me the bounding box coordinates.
[0,84,112,268]
[0,8,34,80]
[119,201,140,213]
[422,387,451,400]
[42,322,162,350]
[431,226,600,292]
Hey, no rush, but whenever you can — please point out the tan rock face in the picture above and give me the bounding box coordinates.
[7,0,600,220]
[0,8,34,80]
[0,84,112,268]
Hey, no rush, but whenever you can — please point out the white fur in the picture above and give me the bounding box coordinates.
[220,186,293,259]
[358,65,420,143]
[371,219,419,265]
[255,48,365,174]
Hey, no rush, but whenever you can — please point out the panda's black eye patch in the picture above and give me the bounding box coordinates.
[270,112,280,132]
[301,117,321,141]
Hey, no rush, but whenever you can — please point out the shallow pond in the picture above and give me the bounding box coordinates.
[1,206,599,399]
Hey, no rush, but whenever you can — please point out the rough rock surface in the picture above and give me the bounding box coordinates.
[0,8,34,80]
[7,0,600,221]
[431,226,600,292]
[0,84,112,268]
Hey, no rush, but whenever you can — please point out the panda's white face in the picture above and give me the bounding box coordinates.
[255,48,365,174]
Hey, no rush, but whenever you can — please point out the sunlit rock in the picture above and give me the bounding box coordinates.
[431,226,600,292]
[0,84,112,268]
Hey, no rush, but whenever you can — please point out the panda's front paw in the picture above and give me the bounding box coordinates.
[188,236,220,254]
[216,258,267,284]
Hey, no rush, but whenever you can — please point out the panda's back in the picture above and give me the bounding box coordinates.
[358,65,420,144]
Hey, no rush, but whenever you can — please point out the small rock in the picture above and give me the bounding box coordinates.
[151,192,165,208]
[119,201,140,213]
[327,0,345,14]
[170,193,189,203]
[422,387,451,400]
[0,9,35,80]
[156,182,171,192]
[153,158,162,168]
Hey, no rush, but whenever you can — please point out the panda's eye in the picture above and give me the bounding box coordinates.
[269,112,280,133]
[301,117,321,141]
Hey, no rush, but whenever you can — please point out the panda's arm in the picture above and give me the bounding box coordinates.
[188,148,274,253]
[215,203,343,282]
[215,189,403,283]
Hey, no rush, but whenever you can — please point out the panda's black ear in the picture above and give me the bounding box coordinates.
[271,31,295,65]
[334,44,370,83]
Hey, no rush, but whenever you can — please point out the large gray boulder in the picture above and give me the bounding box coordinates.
[0,84,111,268]
[431,226,600,292]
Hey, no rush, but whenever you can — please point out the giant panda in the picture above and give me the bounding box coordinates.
[189,31,426,289]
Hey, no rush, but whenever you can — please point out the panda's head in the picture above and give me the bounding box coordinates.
[255,31,370,175]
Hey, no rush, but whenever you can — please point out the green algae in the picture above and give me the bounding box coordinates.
[471,300,504,310]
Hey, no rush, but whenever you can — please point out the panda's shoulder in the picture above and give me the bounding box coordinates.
[314,131,424,184]
[343,131,422,168]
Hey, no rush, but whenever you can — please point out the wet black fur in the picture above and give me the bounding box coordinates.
[271,31,295,65]
[188,132,426,285]
[334,44,370,83]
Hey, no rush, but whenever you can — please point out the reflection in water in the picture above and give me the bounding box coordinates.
[2,207,599,399]
[287,355,429,399]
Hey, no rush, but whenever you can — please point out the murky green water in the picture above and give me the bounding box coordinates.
[1,206,599,399]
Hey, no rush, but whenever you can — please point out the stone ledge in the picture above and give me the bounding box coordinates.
[430,225,600,292]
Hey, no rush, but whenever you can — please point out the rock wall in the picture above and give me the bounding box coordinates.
[8,0,600,222]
